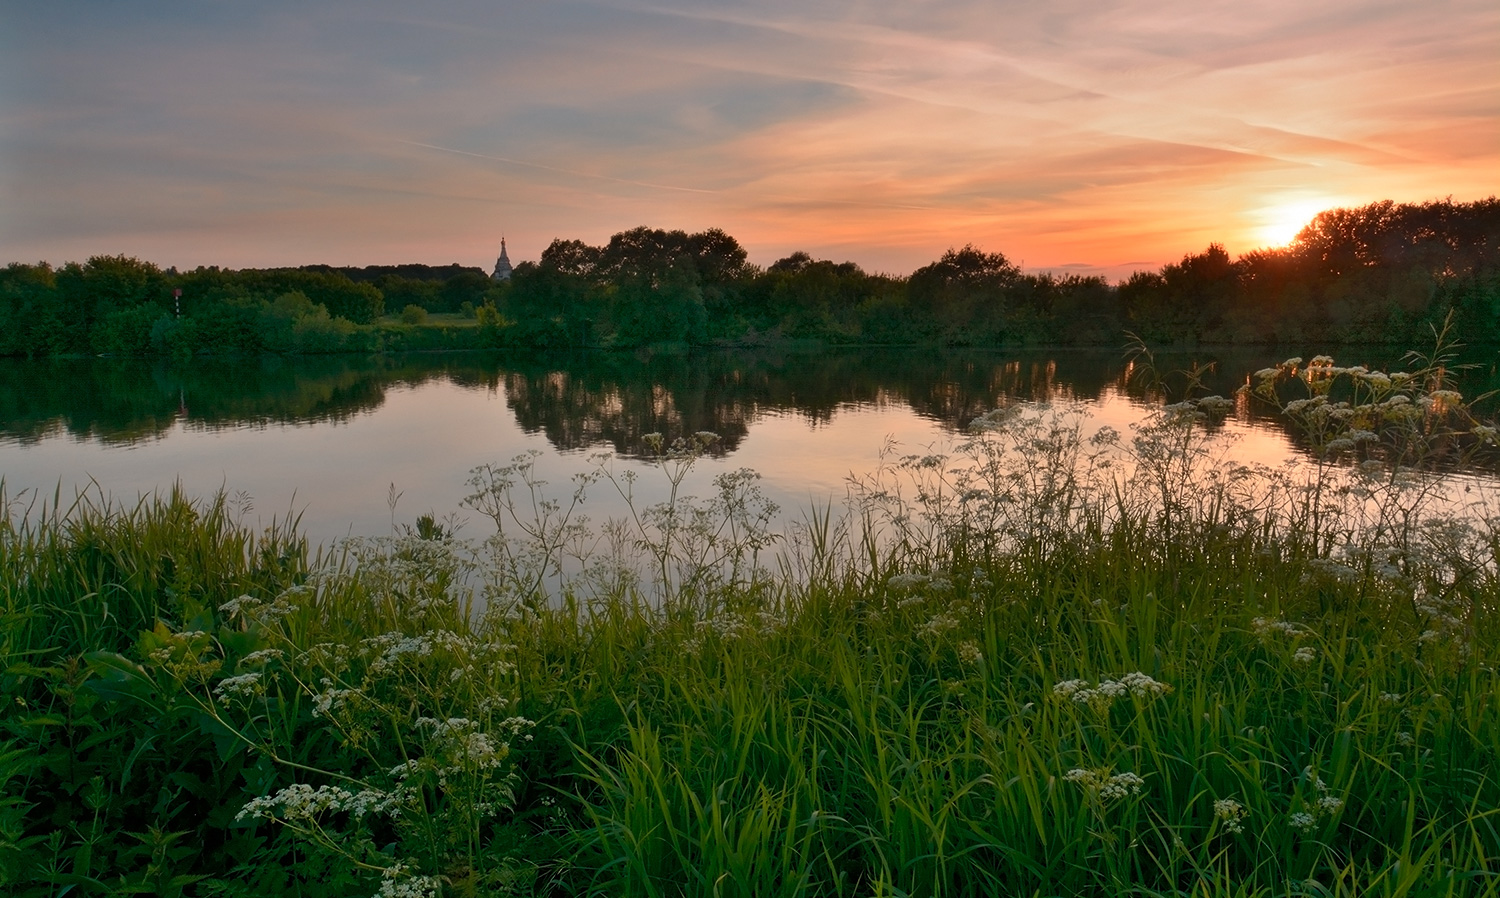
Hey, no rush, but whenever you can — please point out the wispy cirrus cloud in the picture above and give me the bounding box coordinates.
[1,0,1493,277]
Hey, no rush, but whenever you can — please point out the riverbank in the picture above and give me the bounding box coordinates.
[4,387,1498,897]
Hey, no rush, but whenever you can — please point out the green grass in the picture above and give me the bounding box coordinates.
[2,392,1498,896]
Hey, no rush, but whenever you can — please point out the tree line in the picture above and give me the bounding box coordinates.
[1,197,1495,357]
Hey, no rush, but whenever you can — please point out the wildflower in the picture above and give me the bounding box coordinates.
[888,571,950,593]
[1053,679,1090,699]
[236,783,407,823]
[1378,692,1402,705]
[1117,672,1171,697]
[376,863,442,898]
[1395,731,1415,746]
[1051,673,1171,712]
[1064,768,1145,800]
[213,671,264,700]
[957,640,983,666]
[238,648,284,667]
[921,612,959,636]
[312,685,363,717]
[1289,811,1316,832]
[363,633,436,674]
[1213,798,1248,834]
[219,594,263,617]
[1292,646,1317,664]
[1252,617,1309,638]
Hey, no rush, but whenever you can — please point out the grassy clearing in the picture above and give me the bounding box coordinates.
[2,348,1499,897]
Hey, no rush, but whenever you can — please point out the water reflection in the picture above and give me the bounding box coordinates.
[2,346,1496,461]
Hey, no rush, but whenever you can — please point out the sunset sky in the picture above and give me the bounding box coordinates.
[1,1,1495,279]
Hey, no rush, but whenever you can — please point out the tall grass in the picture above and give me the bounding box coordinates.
[1,343,1498,896]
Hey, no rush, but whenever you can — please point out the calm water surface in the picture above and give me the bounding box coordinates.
[3,347,1495,547]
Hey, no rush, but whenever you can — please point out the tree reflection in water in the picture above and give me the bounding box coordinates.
[1,346,1495,463]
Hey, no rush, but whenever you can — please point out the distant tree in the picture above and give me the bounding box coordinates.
[907,246,1020,340]
[438,271,492,314]
[539,239,602,277]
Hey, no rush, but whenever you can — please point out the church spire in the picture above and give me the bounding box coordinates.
[492,237,513,281]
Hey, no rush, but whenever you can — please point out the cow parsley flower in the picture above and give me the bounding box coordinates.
[214,672,264,700]
[1064,767,1145,800]
[1213,798,1248,834]
[957,640,983,666]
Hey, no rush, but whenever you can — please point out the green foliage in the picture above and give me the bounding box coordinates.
[4,198,1497,356]
[401,304,430,325]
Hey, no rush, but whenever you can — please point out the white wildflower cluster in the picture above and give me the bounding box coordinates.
[417,717,507,772]
[887,572,953,594]
[300,642,354,668]
[956,640,984,667]
[1289,770,1344,832]
[145,629,221,680]
[312,681,364,718]
[1413,583,1471,662]
[359,629,475,675]
[1304,556,1359,583]
[222,586,306,625]
[376,863,442,898]
[365,633,434,672]
[967,406,1023,434]
[332,534,478,615]
[1052,672,1171,713]
[1251,616,1319,665]
[1378,692,1402,705]
[1064,768,1145,801]
[219,594,261,618]
[238,648,285,667]
[408,715,533,807]
[237,782,409,823]
[921,612,960,637]
[1251,617,1310,639]
[1160,395,1235,425]
[213,671,264,701]
[1422,389,1464,413]
[1213,797,1248,835]
[681,609,783,653]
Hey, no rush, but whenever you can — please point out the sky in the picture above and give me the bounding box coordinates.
[1,0,1495,280]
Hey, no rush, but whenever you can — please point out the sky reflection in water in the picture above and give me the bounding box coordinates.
[2,348,1493,548]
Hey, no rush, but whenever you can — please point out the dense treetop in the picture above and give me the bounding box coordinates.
[2,198,1495,357]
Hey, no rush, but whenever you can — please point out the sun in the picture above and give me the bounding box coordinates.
[1253,200,1335,248]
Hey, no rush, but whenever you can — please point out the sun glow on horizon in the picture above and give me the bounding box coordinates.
[1252,198,1342,249]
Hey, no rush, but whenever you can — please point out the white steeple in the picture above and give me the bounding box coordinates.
[492,237,513,281]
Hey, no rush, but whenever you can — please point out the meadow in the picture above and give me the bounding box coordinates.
[2,345,1497,897]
